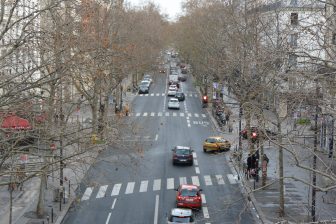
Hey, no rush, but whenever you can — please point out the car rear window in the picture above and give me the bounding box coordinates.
[175,149,190,155]
[181,189,198,197]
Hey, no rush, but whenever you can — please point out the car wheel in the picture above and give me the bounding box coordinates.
[203,147,207,153]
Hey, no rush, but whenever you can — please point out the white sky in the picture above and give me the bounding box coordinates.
[125,0,184,21]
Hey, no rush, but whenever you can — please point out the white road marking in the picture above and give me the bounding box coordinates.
[139,180,148,192]
[156,93,160,96]
[153,179,161,191]
[173,112,177,117]
[189,94,193,97]
[188,124,191,127]
[192,152,197,158]
[180,112,184,117]
[155,134,158,141]
[194,159,198,166]
[188,113,192,117]
[145,94,149,96]
[167,178,174,190]
[216,175,225,185]
[158,112,162,116]
[96,185,108,198]
[111,183,122,196]
[202,114,206,117]
[154,195,159,224]
[204,175,213,186]
[194,113,199,117]
[150,112,155,116]
[227,174,238,184]
[201,194,206,204]
[165,112,169,116]
[179,177,187,185]
[195,167,200,174]
[150,93,154,96]
[202,207,210,218]
[106,212,111,224]
[139,94,143,96]
[125,182,135,194]
[143,112,148,117]
[191,176,200,186]
[81,187,93,201]
[136,113,140,117]
[111,198,117,209]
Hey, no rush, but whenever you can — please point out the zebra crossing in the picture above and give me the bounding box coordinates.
[80,174,239,202]
[138,93,199,97]
[132,112,207,118]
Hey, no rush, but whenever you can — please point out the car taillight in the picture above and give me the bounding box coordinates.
[177,196,182,200]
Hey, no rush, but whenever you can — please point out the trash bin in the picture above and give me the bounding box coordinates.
[53,188,60,202]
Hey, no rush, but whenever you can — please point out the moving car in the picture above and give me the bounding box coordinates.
[167,85,178,96]
[143,74,153,84]
[172,146,193,165]
[176,184,202,209]
[178,74,187,82]
[167,208,195,224]
[175,92,185,101]
[140,80,150,88]
[168,98,180,109]
[138,84,149,94]
[203,136,231,152]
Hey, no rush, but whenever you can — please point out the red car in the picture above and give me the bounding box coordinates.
[176,184,202,209]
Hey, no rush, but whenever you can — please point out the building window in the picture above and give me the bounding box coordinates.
[333,33,336,45]
[291,13,298,25]
[288,54,298,68]
[289,33,298,47]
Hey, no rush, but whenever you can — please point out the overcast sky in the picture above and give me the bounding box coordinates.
[125,0,184,21]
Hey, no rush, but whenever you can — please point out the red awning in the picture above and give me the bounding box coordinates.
[1,115,32,130]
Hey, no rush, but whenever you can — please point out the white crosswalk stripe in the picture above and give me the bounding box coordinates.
[158,112,162,116]
[201,194,207,204]
[179,177,187,185]
[191,176,200,186]
[150,112,155,116]
[189,94,193,97]
[136,113,140,117]
[96,185,108,198]
[167,178,174,190]
[139,180,148,193]
[156,93,160,96]
[111,183,122,196]
[173,112,177,117]
[194,113,199,117]
[216,175,225,185]
[81,187,93,201]
[125,182,135,194]
[145,94,149,96]
[153,179,161,191]
[227,174,238,184]
[188,113,192,117]
[161,93,165,96]
[143,112,148,117]
[165,112,169,116]
[180,112,184,117]
[202,114,206,118]
[150,93,154,96]
[204,175,213,186]
[202,207,210,218]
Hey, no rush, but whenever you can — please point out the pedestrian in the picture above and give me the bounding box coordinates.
[124,103,130,116]
[246,154,252,179]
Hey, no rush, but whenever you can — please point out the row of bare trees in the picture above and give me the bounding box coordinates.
[171,0,336,222]
[0,0,168,219]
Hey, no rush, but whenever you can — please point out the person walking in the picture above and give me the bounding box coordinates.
[246,154,252,179]
[124,103,130,116]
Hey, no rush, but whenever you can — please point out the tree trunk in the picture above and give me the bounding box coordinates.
[36,170,47,218]
[277,120,285,217]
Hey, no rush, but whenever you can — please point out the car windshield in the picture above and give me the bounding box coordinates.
[176,93,182,96]
[180,188,198,197]
[170,217,192,223]
[175,149,190,155]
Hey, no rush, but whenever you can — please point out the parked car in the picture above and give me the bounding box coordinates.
[167,208,195,224]
[176,184,202,209]
[168,98,180,109]
[175,92,185,101]
[172,146,193,165]
[203,136,231,152]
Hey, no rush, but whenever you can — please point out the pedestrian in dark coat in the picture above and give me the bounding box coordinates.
[246,154,252,179]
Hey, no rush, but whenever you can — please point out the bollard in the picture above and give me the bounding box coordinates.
[51,207,54,223]
[68,180,71,199]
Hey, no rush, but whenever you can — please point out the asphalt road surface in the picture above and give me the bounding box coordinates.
[62,59,255,224]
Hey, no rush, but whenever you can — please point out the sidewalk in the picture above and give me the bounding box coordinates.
[208,87,336,223]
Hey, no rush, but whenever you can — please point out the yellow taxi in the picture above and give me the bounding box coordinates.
[203,136,231,152]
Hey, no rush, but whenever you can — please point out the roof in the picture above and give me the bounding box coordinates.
[175,146,191,150]
[1,115,32,130]
[180,184,198,189]
[171,208,192,217]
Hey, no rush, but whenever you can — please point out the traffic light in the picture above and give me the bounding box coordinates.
[202,95,208,103]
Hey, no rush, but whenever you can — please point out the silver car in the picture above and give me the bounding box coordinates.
[168,98,180,109]
[167,208,194,224]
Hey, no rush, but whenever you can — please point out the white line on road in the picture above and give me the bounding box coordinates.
[202,114,206,118]
[111,183,122,196]
[106,212,111,224]
[96,185,108,198]
[81,187,93,201]
[188,113,192,117]
[158,112,162,117]
[195,167,200,174]
[180,177,187,185]
[154,195,159,224]
[201,194,207,204]
[194,159,198,166]
[111,198,117,209]
[167,178,174,190]
[136,113,140,116]
[153,179,161,191]
[202,207,210,218]
[151,112,155,116]
[216,175,225,185]
[143,112,148,117]
[155,134,158,141]
[227,174,238,184]
[191,176,200,186]
[192,152,197,158]
[180,112,184,117]
[150,93,154,96]
[165,112,169,116]
[173,112,177,117]
[194,113,199,117]
[204,175,213,186]
[125,182,135,194]
[139,180,148,193]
